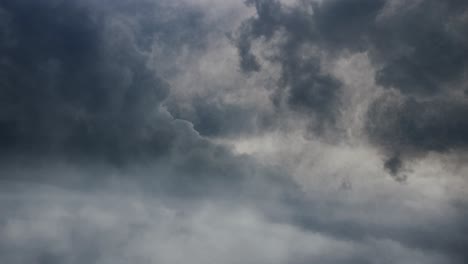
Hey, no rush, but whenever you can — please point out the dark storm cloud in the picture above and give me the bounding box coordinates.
[0,0,282,199]
[236,0,468,171]
[371,0,468,96]
[242,0,468,96]
[368,96,468,153]
[0,0,218,164]
[234,0,392,125]
[1,0,468,263]
[234,0,343,129]
[0,4,311,262]
[233,4,468,260]
[310,0,468,160]
[0,0,174,162]
[364,0,468,173]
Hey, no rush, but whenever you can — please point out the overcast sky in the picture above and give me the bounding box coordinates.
[0,0,467,263]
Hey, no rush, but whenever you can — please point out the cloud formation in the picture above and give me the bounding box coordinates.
[235,0,468,172]
[1,0,468,263]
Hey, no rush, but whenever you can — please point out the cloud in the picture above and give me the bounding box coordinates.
[1,0,468,263]
[367,94,468,153]
[233,0,344,132]
[0,0,291,204]
[0,0,175,162]
[0,183,463,264]
[234,0,468,172]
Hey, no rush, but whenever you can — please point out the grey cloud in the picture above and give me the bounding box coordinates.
[0,183,465,264]
[0,0,173,162]
[235,0,468,172]
[383,154,408,182]
[232,5,468,261]
[313,0,386,51]
[363,1,468,172]
[364,1,468,176]
[0,0,288,203]
[367,94,468,173]
[0,0,222,164]
[234,0,343,130]
[278,197,468,263]
[371,0,468,96]
[312,0,468,159]
[167,96,274,138]
[1,0,468,263]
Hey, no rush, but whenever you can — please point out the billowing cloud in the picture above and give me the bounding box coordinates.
[234,0,468,172]
[0,0,173,162]
[1,0,468,263]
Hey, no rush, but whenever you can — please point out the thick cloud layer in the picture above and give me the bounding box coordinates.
[235,0,468,171]
[1,0,468,263]
[235,0,344,131]
[0,0,173,161]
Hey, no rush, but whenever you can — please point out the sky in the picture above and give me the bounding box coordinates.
[0,0,467,263]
